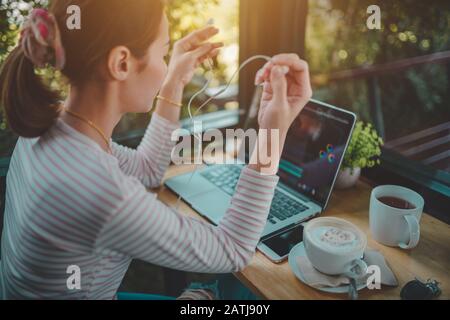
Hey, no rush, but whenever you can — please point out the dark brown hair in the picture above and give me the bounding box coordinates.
[0,0,164,138]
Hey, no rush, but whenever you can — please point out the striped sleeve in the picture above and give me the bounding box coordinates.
[111,113,180,189]
[95,167,279,273]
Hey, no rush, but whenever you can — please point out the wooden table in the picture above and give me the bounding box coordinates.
[157,163,450,300]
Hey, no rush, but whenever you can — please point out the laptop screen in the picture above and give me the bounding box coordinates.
[277,101,356,208]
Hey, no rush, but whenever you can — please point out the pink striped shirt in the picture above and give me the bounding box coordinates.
[0,114,279,299]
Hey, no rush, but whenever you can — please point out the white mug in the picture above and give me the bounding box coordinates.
[370,185,424,249]
[304,217,368,279]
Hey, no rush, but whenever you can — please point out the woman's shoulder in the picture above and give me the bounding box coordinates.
[13,129,131,218]
[13,118,145,200]
[13,120,119,190]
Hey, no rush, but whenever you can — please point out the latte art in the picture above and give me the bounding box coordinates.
[310,226,363,252]
[321,227,357,247]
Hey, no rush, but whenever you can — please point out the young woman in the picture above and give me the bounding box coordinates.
[0,0,312,299]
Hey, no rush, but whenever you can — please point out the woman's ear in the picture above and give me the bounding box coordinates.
[107,46,131,81]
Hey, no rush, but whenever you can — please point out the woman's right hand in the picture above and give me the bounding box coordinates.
[166,26,223,87]
[255,54,313,134]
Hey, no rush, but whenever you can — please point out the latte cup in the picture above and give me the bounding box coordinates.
[370,185,424,249]
[304,217,368,279]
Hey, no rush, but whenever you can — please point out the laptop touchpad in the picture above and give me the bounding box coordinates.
[190,190,231,225]
[165,173,215,199]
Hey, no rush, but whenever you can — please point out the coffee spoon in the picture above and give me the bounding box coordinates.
[348,277,358,300]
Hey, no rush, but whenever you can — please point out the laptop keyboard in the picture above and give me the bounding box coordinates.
[201,166,309,224]
[201,165,241,196]
[269,190,309,224]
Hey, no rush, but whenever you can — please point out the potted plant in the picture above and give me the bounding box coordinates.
[335,121,384,189]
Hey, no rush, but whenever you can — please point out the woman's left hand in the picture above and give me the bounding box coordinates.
[166,26,223,87]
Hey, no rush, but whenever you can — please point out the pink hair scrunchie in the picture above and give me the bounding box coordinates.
[20,8,66,70]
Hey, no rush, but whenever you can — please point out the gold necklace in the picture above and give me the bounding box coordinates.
[64,108,112,154]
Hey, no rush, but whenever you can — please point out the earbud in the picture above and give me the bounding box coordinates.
[279,66,290,75]
[204,18,216,69]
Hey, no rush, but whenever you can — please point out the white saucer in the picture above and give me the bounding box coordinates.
[288,242,366,294]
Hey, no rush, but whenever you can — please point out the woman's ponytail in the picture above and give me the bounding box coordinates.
[1,0,165,138]
[0,47,61,138]
[0,8,63,138]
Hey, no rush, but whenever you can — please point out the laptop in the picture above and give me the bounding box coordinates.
[165,99,357,240]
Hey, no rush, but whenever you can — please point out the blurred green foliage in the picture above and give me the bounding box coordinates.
[343,121,384,171]
[307,0,450,143]
[308,0,449,72]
